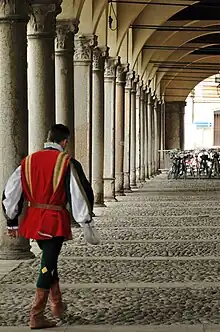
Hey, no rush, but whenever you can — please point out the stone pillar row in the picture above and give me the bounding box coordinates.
[0,0,166,259]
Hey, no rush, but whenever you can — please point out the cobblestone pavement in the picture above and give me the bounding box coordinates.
[2,174,220,330]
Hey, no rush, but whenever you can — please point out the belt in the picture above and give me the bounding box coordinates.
[28,202,64,211]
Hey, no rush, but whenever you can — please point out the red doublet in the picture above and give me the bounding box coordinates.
[19,150,72,240]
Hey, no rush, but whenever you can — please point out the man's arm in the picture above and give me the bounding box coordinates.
[70,159,94,210]
[2,166,24,230]
[66,161,100,245]
[66,161,93,226]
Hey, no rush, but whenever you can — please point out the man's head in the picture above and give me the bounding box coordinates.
[47,124,70,150]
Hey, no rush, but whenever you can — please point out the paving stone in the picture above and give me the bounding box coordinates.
[1,287,220,326]
[70,227,220,241]
[3,258,220,284]
[60,241,220,257]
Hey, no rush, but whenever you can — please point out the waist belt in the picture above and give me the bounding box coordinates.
[28,202,64,211]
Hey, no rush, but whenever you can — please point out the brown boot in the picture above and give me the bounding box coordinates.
[29,288,57,329]
[49,280,67,318]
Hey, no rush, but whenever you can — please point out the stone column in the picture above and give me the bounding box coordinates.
[103,57,120,201]
[147,92,153,177]
[140,86,146,182]
[130,76,138,187]
[115,63,129,196]
[124,71,134,192]
[28,1,61,153]
[0,0,34,260]
[165,101,186,150]
[55,19,79,155]
[157,102,162,170]
[74,34,97,180]
[144,89,149,180]
[92,46,108,206]
[151,98,156,175]
[153,99,158,173]
[160,102,165,168]
[135,82,142,183]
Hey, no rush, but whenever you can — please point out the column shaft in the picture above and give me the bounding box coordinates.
[135,83,141,183]
[115,64,128,195]
[160,102,166,168]
[130,77,138,187]
[55,19,78,155]
[165,101,186,150]
[124,71,134,192]
[147,93,153,177]
[74,34,97,180]
[28,3,60,153]
[92,47,108,206]
[0,1,34,259]
[154,100,158,173]
[103,57,119,201]
[151,99,155,175]
[157,103,162,170]
[144,90,149,180]
[139,87,145,181]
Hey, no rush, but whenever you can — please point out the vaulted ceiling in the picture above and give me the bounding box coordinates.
[59,0,220,101]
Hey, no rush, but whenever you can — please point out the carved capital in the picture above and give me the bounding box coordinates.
[104,56,120,78]
[125,70,135,89]
[0,0,29,19]
[92,46,108,71]
[27,3,60,37]
[116,63,129,84]
[55,19,79,52]
[92,47,102,71]
[74,34,97,61]
[131,74,139,93]
[136,80,143,97]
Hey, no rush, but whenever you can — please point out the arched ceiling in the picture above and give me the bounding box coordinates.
[59,0,220,101]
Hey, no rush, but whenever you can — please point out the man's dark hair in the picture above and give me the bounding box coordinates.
[47,124,70,143]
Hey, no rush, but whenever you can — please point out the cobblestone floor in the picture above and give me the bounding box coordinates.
[1,174,220,330]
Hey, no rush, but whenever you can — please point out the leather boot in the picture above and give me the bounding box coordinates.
[29,288,56,329]
[49,280,67,318]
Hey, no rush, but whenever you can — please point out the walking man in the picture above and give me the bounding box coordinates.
[2,124,99,329]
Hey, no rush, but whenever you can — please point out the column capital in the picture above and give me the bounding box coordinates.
[136,80,143,97]
[116,63,129,84]
[74,34,98,61]
[27,2,61,37]
[104,56,120,78]
[55,18,79,53]
[131,75,139,93]
[125,70,135,89]
[0,0,29,20]
[92,46,109,71]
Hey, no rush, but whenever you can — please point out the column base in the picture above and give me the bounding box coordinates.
[94,202,106,207]
[0,236,35,260]
[115,191,126,196]
[104,197,118,203]
[124,188,133,193]
[104,178,117,202]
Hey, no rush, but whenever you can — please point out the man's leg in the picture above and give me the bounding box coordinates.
[50,237,64,284]
[48,237,67,318]
[30,238,62,329]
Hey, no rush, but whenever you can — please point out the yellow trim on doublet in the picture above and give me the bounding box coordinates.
[25,155,33,197]
[53,152,71,193]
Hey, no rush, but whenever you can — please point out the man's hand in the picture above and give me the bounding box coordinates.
[7,228,19,238]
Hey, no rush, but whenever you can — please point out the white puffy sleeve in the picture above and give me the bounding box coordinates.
[69,163,93,227]
[2,166,23,229]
